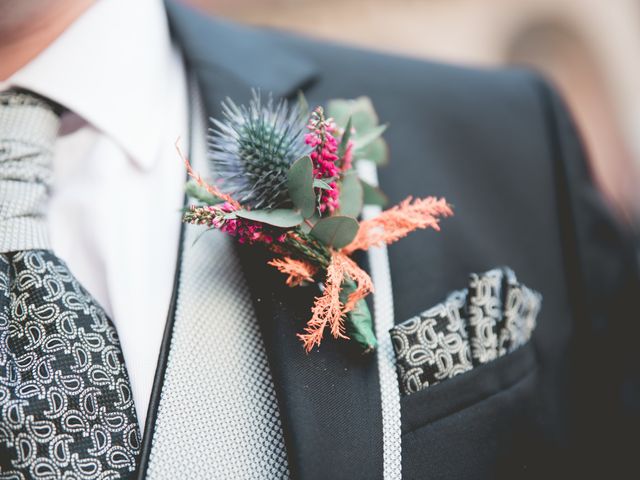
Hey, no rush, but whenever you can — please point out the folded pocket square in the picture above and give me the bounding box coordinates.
[390,267,541,397]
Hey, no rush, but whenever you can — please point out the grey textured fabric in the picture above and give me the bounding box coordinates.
[0,91,58,253]
[145,91,289,479]
[357,161,402,480]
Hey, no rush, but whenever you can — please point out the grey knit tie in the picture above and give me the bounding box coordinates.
[0,91,58,252]
[142,87,290,479]
[0,91,141,479]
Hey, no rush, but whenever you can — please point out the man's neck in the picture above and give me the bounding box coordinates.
[0,0,95,81]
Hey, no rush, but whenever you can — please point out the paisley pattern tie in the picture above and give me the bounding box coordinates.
[0,91,140,479]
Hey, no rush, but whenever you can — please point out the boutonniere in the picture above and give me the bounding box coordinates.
[182,93,452,353]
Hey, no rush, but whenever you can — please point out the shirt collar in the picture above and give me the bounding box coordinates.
[5,0,176,171]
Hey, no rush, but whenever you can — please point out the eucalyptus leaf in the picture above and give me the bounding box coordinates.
[337,171,363,218]
[337,117,352,161]
[235,209,304,228]
[325,99,351,128]
[354,124,388,152]
[327,97,379,133]
[300,220,312,234]
[340,280,377,352]
[191,227,215,247]
[300,212,319,234]
[287,155,316,218]
[310,216,359,249]
[185,181,223,206]
[346,300,377,352]
[313,179,333,190]
[354,137,389,166]
[361,179,388,207]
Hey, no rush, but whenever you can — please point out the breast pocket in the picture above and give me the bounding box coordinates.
[390,267,541,431]
[400,339,537,433]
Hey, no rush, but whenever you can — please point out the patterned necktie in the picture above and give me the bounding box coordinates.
[0,91,140,479]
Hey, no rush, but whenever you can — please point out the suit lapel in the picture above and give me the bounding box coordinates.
[165,0,318,110]
[159,2,385,478]
[235,246,384,479]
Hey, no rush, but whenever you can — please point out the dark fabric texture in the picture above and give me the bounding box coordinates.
[155,2,640,478]
[235,245,384,480]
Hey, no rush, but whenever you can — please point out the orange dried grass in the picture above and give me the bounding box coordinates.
[343,196,452,254]
[297,252,348,352]
[268,257,318,287]
[340,253,374,312]
[176,139,241,209]
[297,252,374,353]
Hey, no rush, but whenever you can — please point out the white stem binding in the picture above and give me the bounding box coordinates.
[357,160,402,480]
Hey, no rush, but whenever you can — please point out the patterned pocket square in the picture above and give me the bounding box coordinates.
[390,267,541,396]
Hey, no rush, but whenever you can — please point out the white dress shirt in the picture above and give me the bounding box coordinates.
[0,0,188,429]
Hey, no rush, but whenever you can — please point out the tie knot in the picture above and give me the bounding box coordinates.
[0,90,62,253]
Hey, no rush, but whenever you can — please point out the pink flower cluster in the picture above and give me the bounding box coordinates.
[305,108,341,214]
[212,202,287,245]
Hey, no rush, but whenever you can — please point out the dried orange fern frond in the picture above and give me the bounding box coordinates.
[268,257,318,287]
[298,252,349,352]
[338,253,374,312]
[176,139,241,209]
[343,196,452,254]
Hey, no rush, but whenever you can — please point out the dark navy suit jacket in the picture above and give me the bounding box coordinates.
[140,2,640,478]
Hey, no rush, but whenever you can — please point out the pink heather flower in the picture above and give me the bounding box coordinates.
[194,201,288,245]
[305,107,341,214]
[185,204,289,246]
[319,181,340,214]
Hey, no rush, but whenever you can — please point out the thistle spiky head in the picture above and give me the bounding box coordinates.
[208,91,310,210]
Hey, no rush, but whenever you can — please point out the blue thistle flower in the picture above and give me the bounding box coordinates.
[208,92,310,209]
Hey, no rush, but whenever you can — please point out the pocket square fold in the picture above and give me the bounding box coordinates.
[390,267,541,397]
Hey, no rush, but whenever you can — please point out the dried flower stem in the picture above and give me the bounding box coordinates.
[268,257,318,287]
[176,138,241,209]
[298,252,350,352]
[296,251,374,353]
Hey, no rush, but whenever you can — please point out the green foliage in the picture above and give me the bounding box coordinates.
[328,97,378,133]
[340,280,377,352]
[299,212,320,234]
[337,171,364,218]
[313,179,332,190]
[287,156,316,218]
[353,124,388,152]
[357,138,389,166]
[327,96,389,166]
[337,117,352,161]
[310,216,359,249]
[185,181,223,206]
[235,208,304,228]
[361,179,388,207]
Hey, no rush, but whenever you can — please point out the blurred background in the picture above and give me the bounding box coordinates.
[187,0,640,225]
